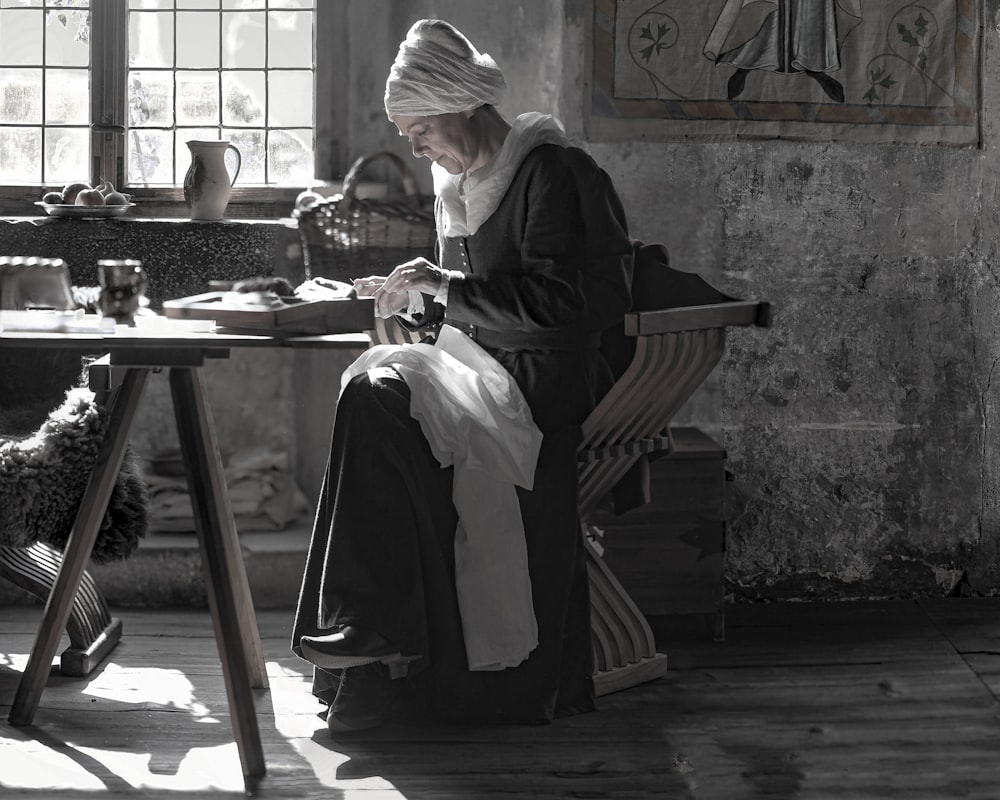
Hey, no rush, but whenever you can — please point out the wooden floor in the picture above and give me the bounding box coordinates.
[1,599,998,799]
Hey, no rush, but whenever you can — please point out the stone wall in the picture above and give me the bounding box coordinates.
[564,2,1000,599]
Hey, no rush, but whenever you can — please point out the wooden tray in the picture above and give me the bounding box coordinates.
[162,291,374,335]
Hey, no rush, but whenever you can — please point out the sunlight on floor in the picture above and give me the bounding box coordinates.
[1,652,32,672]
[0,743,107,790]
[264,660,400,792]
[82,663,217,720]
[0,739,246,792]
[1,655,403,793]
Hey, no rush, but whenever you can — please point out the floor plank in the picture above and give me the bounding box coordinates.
[1,600,999,798]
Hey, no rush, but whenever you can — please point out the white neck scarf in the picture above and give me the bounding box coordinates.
[433,112,571,238]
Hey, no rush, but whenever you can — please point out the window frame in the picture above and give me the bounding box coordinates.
[0,0,346,217]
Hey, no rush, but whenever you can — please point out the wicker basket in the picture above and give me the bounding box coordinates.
[294,151,437,283]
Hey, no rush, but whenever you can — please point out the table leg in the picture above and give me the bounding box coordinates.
[168,367,267,779]
[9,367,150,726]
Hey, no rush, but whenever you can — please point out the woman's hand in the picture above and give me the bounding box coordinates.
[379,258,443,297]
[356,259,443,319]
[352,276,387,296]
[354,275,404,318]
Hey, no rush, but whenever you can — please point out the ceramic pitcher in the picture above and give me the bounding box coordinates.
[183,140,242,220]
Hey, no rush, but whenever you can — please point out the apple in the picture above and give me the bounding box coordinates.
[75,188,106,206]
[104,191,129,206]
[61,181,92,204]
[41,191,62,204]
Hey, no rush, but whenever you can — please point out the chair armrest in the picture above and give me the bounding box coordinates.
[624,300,771,336]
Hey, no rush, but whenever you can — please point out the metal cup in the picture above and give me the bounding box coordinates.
[97,259,146,325]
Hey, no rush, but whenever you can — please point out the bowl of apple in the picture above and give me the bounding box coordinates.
[35,181,135,218]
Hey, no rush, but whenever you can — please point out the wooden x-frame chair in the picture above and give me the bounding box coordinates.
[583,243,770,696]
[0,351,126,677]
[0,541,121,677]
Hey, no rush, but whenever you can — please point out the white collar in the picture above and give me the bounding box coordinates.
[433,113,571,238]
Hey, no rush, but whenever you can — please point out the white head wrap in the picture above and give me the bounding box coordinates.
[384,19,506,119]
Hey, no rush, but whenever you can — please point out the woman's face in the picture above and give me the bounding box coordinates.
[392,112,477,175]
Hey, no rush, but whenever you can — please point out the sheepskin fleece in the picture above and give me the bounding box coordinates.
[0,387,149,562]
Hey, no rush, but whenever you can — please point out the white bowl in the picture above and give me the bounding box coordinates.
[35,201,135,219]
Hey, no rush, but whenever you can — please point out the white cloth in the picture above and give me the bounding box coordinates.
[433,112,570,237]
[340,325,542,671]
[384,19,506,118]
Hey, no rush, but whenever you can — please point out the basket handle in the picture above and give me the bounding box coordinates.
[341,151,422,210]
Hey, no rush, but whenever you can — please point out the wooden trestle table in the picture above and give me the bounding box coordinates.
[0,325,369,781]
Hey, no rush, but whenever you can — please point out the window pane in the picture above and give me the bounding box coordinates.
[0,68,42,124]
[223,128,262,182]
[222,10,264,68]
[268,128,311,184]
[0,127,40,182]
[45,7,90,67]
[44,126,89,184]
[0,9,43,64]
[130,11,173,68]
[177,70,220,124]
[267,70,311,127]
[129,70,175,127]
[177,11,219,69]
[2,0,318,190]
[124,4,315,187]
[267,9,310,68]
[178,128,220,143]
[222,70,263,126]
[129,128,173,185]
[45,68,89,124]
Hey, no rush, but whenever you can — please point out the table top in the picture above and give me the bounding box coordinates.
[0,313,371,352]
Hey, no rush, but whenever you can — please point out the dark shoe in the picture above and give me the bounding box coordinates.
[327,662,393,734]
[300,625,402,669]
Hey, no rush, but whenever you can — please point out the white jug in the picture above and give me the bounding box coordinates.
[183,140,242,221]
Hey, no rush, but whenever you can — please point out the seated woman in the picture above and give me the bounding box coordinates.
[291,18,634,733]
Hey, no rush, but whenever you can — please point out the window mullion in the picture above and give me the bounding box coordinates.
[315,2,346,181]
[90,0,129,189]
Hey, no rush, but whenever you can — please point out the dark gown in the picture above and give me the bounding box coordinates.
[292,143,633,724]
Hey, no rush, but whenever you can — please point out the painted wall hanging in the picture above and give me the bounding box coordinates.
[586,0,981,144]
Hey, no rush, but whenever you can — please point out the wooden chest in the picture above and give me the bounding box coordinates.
[596,426,727,639]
